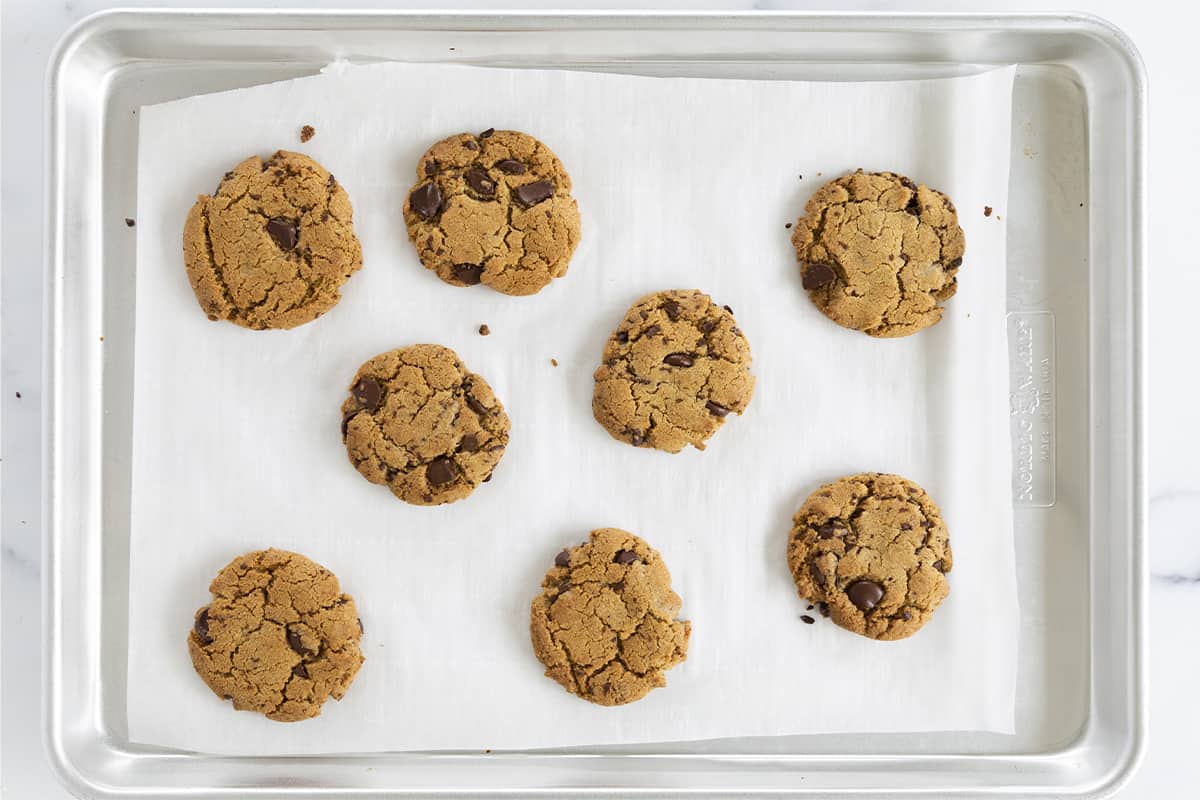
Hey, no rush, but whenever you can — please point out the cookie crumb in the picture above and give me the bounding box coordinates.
[984,206,993,217]
[478,324,490,336]
[798,174,803,180]
[806,604,814,610]
[785,222,792,228]
[800,615,815,624]
[550,358,558,367]
[124,218,135,227]
[15,392,21,399]
[484,749,492,754]
[99,336,104,342]
[816,171,823,177]
[300,125,315,143]
[1079,202,1084,207]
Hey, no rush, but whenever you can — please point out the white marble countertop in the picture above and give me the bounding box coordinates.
[2,0,1194,797]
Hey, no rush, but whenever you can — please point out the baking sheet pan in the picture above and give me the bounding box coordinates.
[44,11,1146,798]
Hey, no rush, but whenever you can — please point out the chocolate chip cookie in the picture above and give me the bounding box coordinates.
[402,129,581,296]
[341,344,509,506]
[792,170,964,337]
[187,548,364,722]
[787,473,952,640]
[530,528,691,706]
[183,151,363,330]
[592,289,755,453]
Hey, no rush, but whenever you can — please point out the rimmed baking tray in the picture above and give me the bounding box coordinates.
[44,10,1146,798]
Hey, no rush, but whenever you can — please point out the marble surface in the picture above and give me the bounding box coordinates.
[1,0,1194,797]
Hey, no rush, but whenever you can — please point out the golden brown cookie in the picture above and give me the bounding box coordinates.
[402,129,581,296]
[792,170,964,337]
[187,549,364,722]
[592,289,755,453]
[182,151,363,330]
[341,344,509,506]
[787,473,952,640]
[530,528,690,706]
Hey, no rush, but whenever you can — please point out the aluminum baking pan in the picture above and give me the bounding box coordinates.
[44,10,1146,798]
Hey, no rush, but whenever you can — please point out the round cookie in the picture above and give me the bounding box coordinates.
[183,150,363,330]
[592,289,755,453]
[187,548,364,722]
[341,344,510,506]
[791,170,964,338]
[530,528,691,706]
[787,473,952,641]
[402,129,581,296]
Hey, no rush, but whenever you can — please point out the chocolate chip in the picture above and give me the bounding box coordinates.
[900,522,913,531]
[932,559,946,573]
[800,615,815,624]
[481,473,493,483]
[948,257,963,268]
[286,627,315,656]
[479,127,495,138]
[610,580,625,593]
[554,549,571,567]
[299,124,315,143]
[124,218,135,227]
[817,523,841,540]
[514,180,554,207]
[802,262,837,290]
[817,601,830,617]
[327,174,337,188]
[663,353,694,367]
[699,318,718,333]
[614,550,640,565]
[426,457,457,486]
[341,409,359,438]
[922,519,935,529]
[615,330,629,343]
[351,377,384,411]
[194,608,213,645]
[663,301,682,320]
[465,168,496,197]
[643,324,661,337]
[901,610,913,621]
[628,430,645,446]
[291,663,309,679]
[809,561,826,587]
[905,194,921,216]
[494,159,526,175]
[723,304,733,314]
[478,324,490,336]
[459,434,479,453]
[424,160,437,177]
[409,182,442,218]
[705,401,730,417]
[453,263,483,285]
[266,218,298,250]
[464,387,489,417]
[557,579,571,595]
[984,206,993,217]
[463,140,479,151]
[846,580,885,612]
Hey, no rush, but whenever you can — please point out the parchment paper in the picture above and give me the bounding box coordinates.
[129,62,1018,755]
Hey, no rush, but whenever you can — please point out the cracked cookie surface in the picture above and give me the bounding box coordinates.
[592,289,755,453]
[187,548,364,722]
[341,344,510,506]
[530,528,691,706]
[402,129,581,296]
[787,473,952,640]
[792,170,964,338]
[183,150,363,330]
